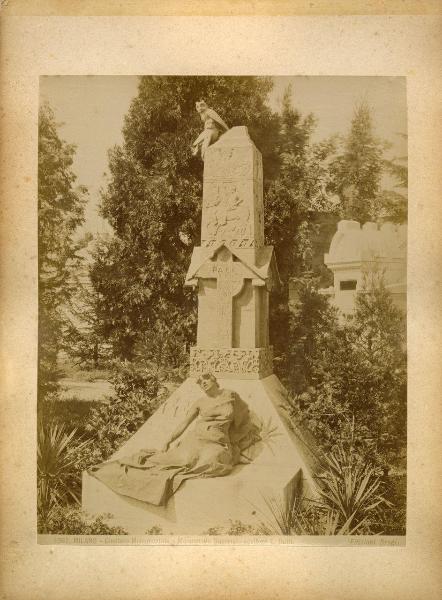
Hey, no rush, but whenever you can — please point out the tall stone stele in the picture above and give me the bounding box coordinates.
[185,126,278,379]
[82,126,317,535]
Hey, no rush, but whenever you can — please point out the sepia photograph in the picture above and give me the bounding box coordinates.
[37,75,408,542]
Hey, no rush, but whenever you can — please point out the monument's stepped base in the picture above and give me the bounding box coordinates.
[82,376,318,535]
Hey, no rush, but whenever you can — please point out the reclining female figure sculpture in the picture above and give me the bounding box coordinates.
[89,373,259,506]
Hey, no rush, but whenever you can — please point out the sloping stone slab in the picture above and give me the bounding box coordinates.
[82,376,318,534]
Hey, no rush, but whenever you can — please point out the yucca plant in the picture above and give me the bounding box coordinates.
[320,509,368,535]
[316,444,391,531]
[257,490,366,536]
[258,488,303,535]
[37,418,91,526]
[257,437,388,536]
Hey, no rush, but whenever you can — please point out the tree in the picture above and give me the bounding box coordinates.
[38,103,88,396]
[94,76,281,360]
[378,133,408,223]
[264,88,340,372]
[331,102,384,223]
[94,78,342,374]
[63,244,111,370]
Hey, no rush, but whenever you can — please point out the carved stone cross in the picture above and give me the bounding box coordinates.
[195,247,251,347]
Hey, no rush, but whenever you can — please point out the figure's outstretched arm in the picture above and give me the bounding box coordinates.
[192,131,206,147]
[206,108,229,131]
[162,405,199,451]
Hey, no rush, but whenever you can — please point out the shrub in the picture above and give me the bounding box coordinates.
[257,438,392,536]
[39,364,167,512]
[145,526,163,535]
[287,274,406,472]
[83,361,166,465]
[369,474,406,535]
[203,521,262,536]
[258,495,363,536]
[110,360,160,399]
[38,505,127,535]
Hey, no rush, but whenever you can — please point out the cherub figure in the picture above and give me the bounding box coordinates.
[191,100,229,160]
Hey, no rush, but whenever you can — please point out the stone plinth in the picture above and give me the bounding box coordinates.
[82,376,318,534]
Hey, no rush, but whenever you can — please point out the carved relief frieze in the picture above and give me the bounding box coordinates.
[201,238,259,248]
[202,180,252,242]
[190,347,273,377]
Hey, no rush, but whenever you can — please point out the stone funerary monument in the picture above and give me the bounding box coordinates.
[82,124,316,534]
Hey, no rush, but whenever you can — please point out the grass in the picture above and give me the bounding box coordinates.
[57,356,112,382]
[63,368,113,383]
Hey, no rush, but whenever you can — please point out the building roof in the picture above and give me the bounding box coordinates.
[325,220,407,266]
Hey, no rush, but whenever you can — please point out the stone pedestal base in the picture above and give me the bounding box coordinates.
[82,376,318,535]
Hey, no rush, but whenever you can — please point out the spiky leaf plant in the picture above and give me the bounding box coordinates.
[37,419,91,524]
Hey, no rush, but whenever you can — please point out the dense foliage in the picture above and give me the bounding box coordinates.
[92,76,281,360]
[37,362,165,532]
[64,251,112,369]
[264,90,340,367]
[329,102,407,224]
[37,418,91,525]
[83,361,165,465]
[330,102,383,222]
[91,78,407,374]
[287,275,407,472]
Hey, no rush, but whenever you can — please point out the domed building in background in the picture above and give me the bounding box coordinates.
[319,220,407,315]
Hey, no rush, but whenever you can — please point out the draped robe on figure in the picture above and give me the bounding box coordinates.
[89,389,259,506]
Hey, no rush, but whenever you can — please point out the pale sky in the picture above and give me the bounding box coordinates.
[40,76,407,235]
